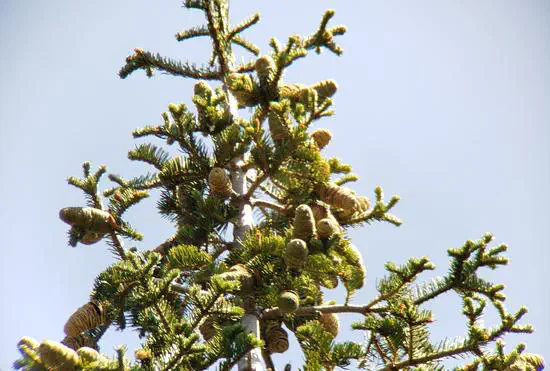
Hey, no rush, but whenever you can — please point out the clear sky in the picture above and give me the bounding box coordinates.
[1,1,549,369]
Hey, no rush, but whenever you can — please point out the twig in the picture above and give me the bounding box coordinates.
[261,348,276,370]
[245,172,268,199]
[108,231,127,260]
[251,198,287,214]
[375,344,474,371]
[373,338,392,366]
[211,241,233,261]
[261,303,385,320]
[246,176,286,204]
[153,235,178,255]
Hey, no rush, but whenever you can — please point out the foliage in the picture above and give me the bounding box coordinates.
[16,1,543,370]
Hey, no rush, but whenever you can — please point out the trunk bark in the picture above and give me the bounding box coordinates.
[226,91,264,371]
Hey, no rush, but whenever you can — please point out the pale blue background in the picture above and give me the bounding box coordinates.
[1,1,548,369]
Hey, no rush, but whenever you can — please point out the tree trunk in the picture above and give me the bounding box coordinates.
[226,90,264,371]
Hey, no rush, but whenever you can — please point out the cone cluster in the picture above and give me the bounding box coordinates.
[194,80,212,97]
[322,274,339,289]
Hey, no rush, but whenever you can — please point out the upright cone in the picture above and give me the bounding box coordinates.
[284,239,308,269]
[317,218,340,239]
[208,167,233,198]
[293,205,316,241]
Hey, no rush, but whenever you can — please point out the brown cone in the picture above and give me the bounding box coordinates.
[64,301,106,338]
[265,321,289,354]
[319,313,339,338]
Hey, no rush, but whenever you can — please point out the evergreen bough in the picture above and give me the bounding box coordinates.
[15,1,544,370]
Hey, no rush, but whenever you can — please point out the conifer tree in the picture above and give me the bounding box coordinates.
[15,1,545,370]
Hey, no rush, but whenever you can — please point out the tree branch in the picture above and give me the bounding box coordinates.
[245,172,268,199]
[261,303,385,320]
[152,235,178,255]
[251,198,287,214]
[246,176,286,204]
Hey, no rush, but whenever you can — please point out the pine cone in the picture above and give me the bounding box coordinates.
[268,102,291,141]
[226,73,258,107]
[59,207,118,233]
[279,83,307,100]
[357,195,371,213]
[284,239,308,269]
[317,218,340,239]
[319,313,339,338]
[64,301,106,338]
[293,205,316,241]
[265,321,289,354]
[317,183,361,216]
[311,202,336,222]
[256,55,277,93]
[38,340,80,371]
[311,128,332,149]
[278,291,300,313]
[208,167,233,198]
[218,264,255,292]
[78,230,105,245]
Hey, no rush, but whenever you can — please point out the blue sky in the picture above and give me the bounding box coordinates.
[1,1,549,369]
